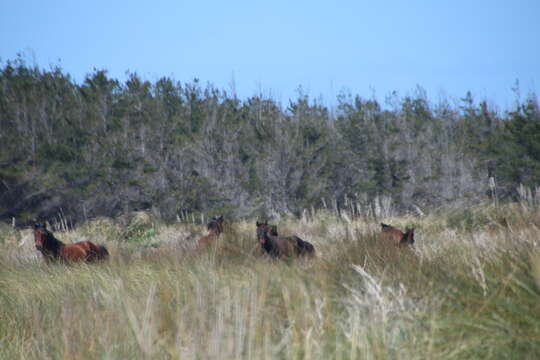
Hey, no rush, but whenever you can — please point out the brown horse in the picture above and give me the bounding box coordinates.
[197,215,225,250]
[380,223,415,247]
[33,223,109,263]
[256,221,315,258]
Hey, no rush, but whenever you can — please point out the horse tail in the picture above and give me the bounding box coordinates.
[294,236,315,256]
[303,241,315,256]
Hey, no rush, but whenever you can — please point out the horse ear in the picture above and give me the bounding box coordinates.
[33,222,45,230]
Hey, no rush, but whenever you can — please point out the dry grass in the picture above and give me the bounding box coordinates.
[1,204,540,359]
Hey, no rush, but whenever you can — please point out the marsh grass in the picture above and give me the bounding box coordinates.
[1,203,540,359]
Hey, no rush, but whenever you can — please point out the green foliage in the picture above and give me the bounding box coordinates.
[0,223,15,244]
[112,157,133,170]
[0,57,537,222]
[446,207,490,231]
[142,163,158,174]
[122,221,158,244]
[39,143,79,163]
[487,98,540,188]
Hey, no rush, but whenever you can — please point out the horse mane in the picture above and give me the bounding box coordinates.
[34,224,64,257]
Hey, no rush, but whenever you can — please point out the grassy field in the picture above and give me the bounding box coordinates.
[1,202,540,359]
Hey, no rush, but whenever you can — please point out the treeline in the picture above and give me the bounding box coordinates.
[1,56,539,224]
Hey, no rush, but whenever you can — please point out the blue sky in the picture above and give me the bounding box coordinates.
[1,0,539,110]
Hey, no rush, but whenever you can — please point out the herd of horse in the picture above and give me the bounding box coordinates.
[31,216,415,264]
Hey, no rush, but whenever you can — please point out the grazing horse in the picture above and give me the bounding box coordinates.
[380,223,415,247]
[33,223,109,263]
[255,221,315,258]
[197,215,225,250]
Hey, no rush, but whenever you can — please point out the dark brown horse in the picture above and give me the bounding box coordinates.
[197,215,225,250]
[380,223,415,247]
[256,221,315,258]
[33,223,109,263]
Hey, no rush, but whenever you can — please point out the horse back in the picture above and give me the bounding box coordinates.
[380,231,403,246]
[291,236,315,256]
[197,233,218,250]
[380,224,408,247]
[59,244,89,262]
[380,224,405,246]
[73,241,109,261]
[266,235,314,258]
[263,235,293,257]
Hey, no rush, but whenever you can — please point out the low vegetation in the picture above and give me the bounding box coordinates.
[1,200,540,359]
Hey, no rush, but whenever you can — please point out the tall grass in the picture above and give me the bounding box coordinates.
[1,204,540,359]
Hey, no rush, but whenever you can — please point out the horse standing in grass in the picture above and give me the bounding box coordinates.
[197,215,225,250]
[255,221,315,258]
[380,223,415,247]
[33,223,109,263]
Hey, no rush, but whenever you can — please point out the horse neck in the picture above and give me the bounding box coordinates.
[266,232,287,250]
[43,232,65,256]
[263,231,274,242]
[261,232,277,252]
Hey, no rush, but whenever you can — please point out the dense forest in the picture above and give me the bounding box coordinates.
[1,56,539,224]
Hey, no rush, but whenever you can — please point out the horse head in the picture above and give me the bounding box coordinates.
[402,228,415,246]
[32,222,49,252]
[207,215,224,235]
[256,220,269,244]
[255,220,279,244]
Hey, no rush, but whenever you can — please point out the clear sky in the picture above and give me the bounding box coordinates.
[1,0,539,110]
